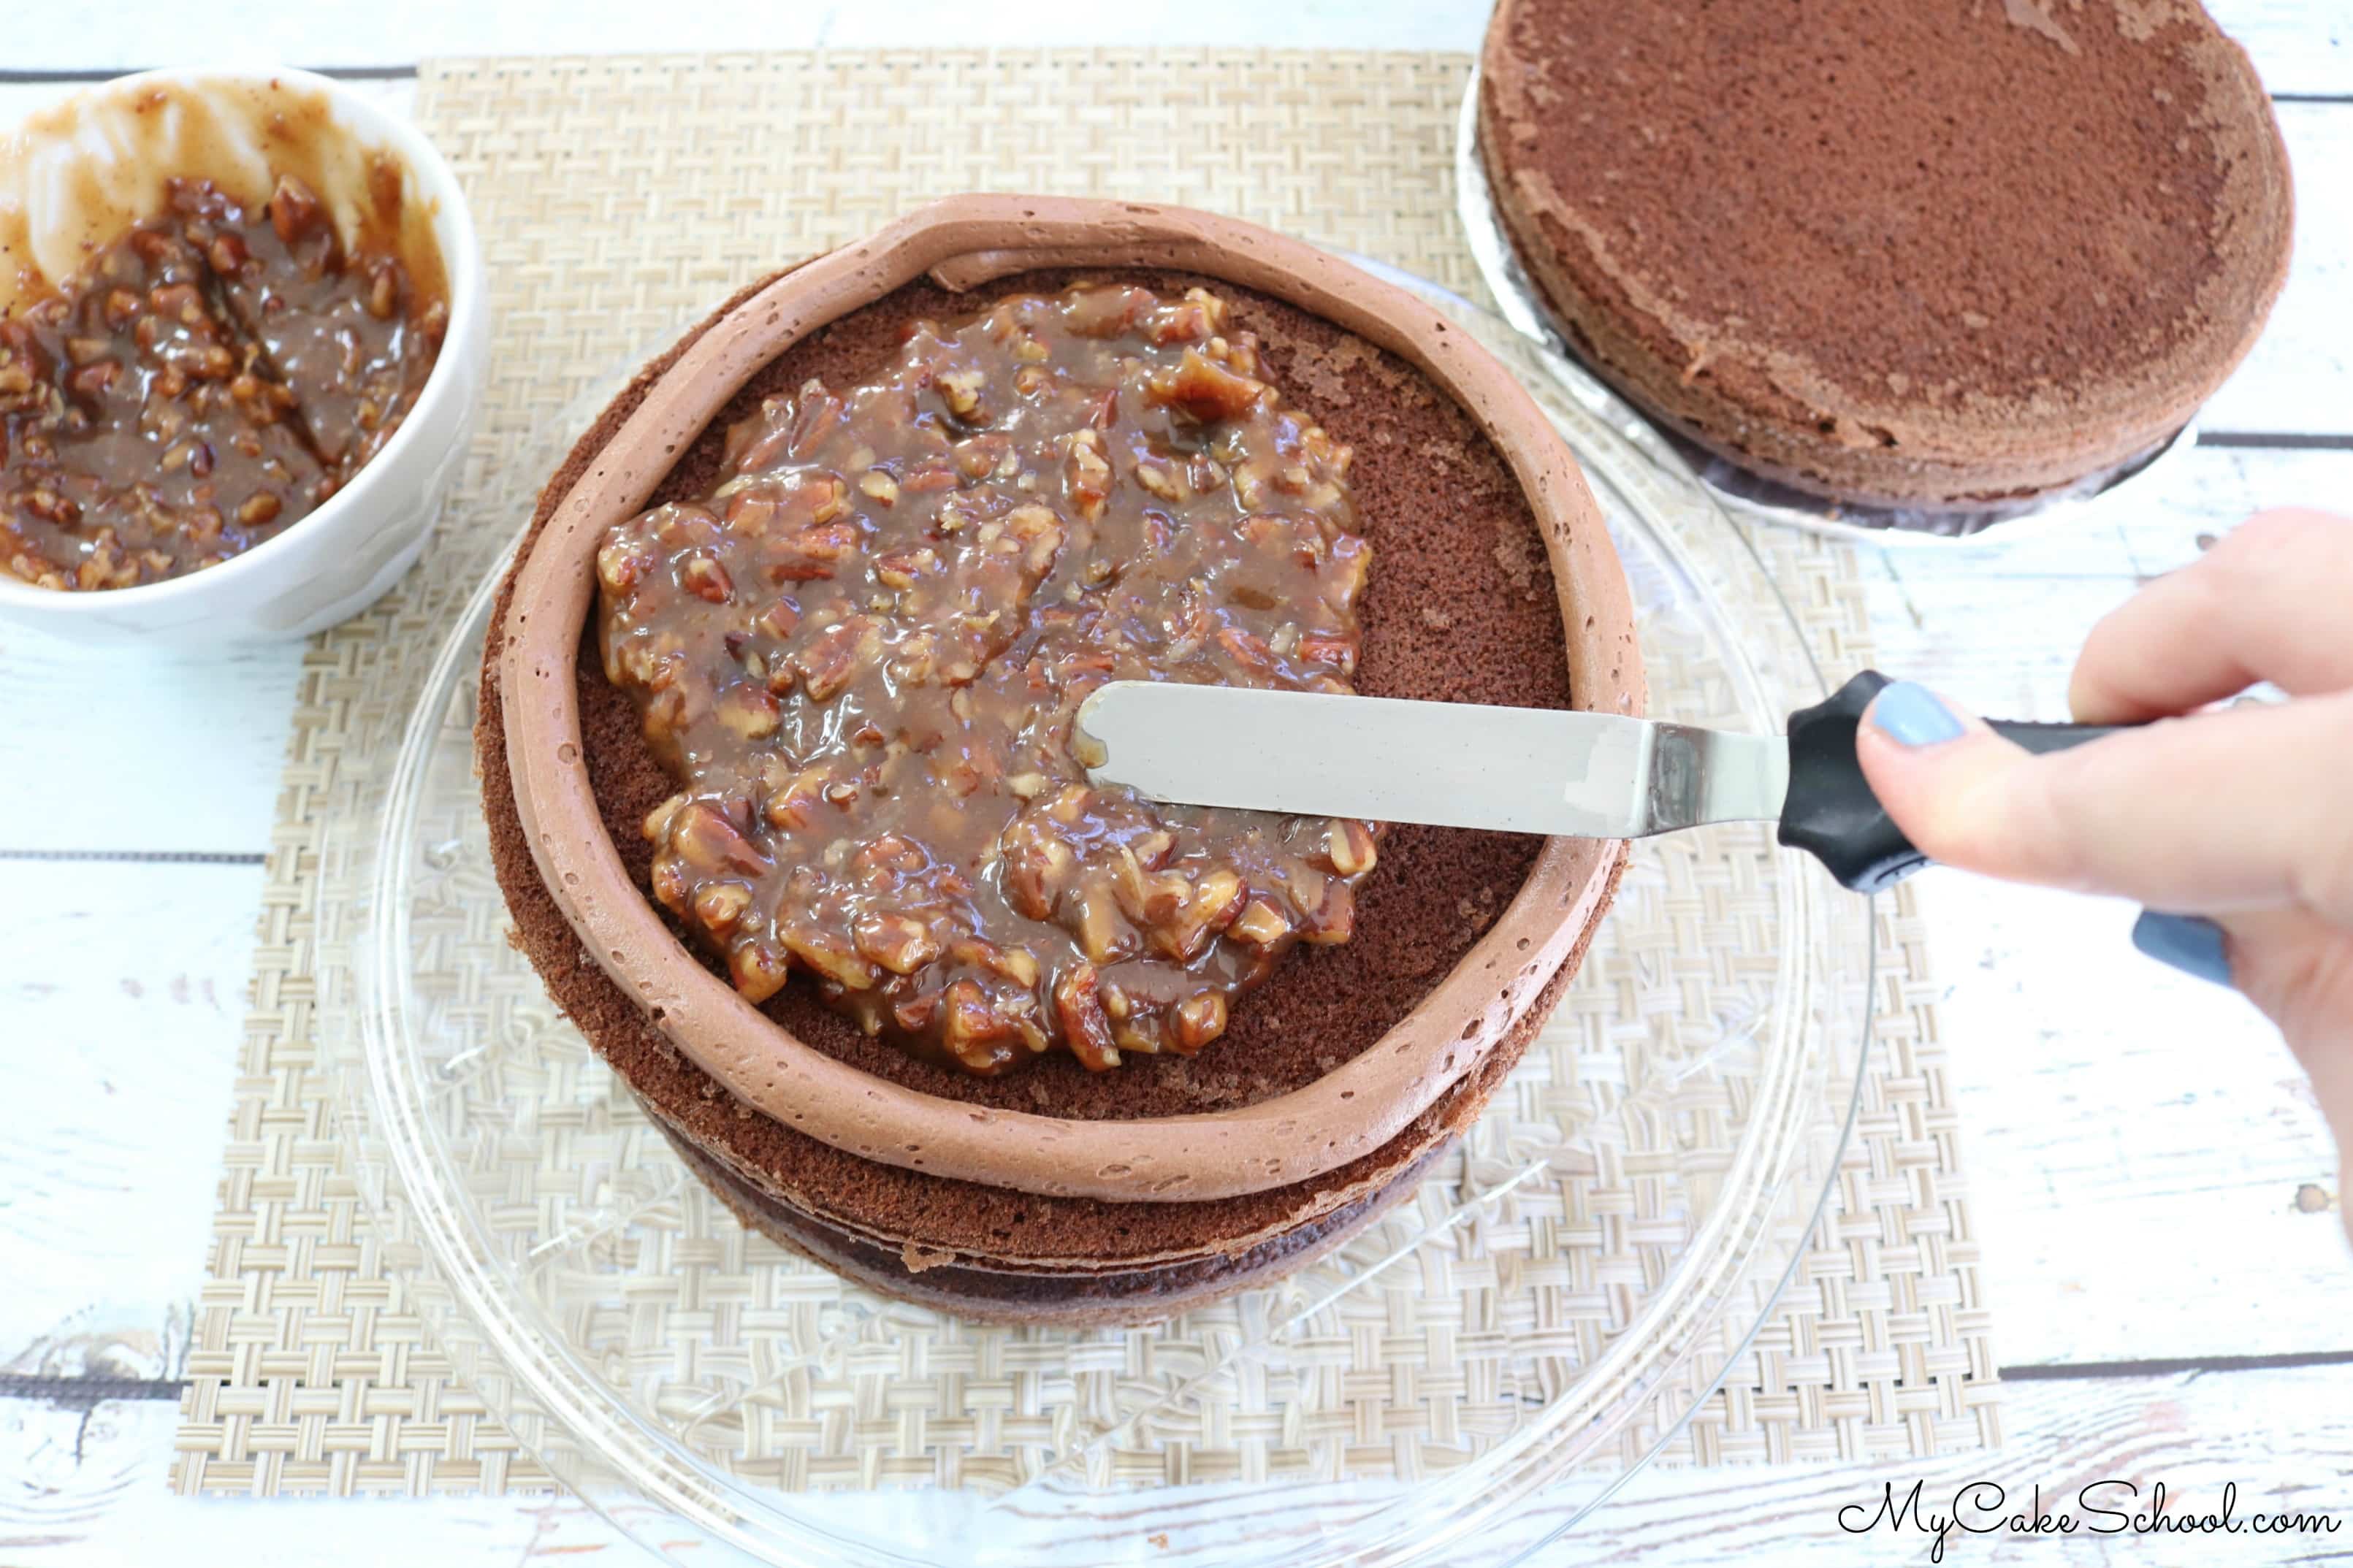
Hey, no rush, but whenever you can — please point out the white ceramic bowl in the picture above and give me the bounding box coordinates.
[0,67,487,645]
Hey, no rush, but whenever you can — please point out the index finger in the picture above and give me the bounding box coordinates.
[2070,508,2353,725]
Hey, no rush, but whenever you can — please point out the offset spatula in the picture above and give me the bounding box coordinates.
[1075,670,2119,893]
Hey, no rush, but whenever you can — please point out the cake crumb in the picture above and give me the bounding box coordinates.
[1457,885,1502,933]
[901,1242,959,1273]
[1492,528,1541,598]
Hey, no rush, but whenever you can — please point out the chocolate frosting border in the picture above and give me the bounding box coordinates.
[496,195,1643,1204]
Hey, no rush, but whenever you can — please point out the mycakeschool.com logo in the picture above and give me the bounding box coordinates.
[1839,1479,2342,1561]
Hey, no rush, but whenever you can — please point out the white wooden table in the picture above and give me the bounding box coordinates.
[4,7,2349,1564]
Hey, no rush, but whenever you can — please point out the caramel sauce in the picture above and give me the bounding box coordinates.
[0,175,445,589]
[598,283,1378,1074]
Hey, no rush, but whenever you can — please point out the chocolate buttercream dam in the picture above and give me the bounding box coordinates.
[480,196,1643,1322]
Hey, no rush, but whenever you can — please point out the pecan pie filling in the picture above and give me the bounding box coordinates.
[598,283,1379,1074]
[0,172,445,590]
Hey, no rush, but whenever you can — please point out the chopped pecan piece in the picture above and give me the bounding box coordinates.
[1146,348,1265,422]
[1172,992,1229,1053]
[853,911,942,975]
[1053,964,1120,1071]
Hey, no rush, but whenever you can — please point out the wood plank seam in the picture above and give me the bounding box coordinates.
[0,64,2335,102]
[0,66,419,84]
[2002,1350,2353,1381]
[2200,432,2353,448]
[0,1374,190,1403]
[0,849,267,864]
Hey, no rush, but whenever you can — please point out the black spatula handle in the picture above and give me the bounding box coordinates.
[1777,670,2128,892]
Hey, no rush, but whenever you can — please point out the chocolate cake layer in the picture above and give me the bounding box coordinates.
[1479,0,2292,509]
[652,965,1559,1325]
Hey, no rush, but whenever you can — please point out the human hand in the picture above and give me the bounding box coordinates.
[1853,508,2353,1244]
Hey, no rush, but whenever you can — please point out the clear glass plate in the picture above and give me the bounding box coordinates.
[329,268,1877,1567]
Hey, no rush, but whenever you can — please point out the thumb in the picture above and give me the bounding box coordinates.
[1850,681,2102,892]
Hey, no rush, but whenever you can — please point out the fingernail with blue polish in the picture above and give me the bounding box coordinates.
[2132,911,2232,987]
[1869,681,1965,747]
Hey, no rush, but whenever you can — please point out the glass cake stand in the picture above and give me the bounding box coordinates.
[327,268,1879,1567]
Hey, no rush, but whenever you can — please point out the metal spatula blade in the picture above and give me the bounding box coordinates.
[1075,682,1790,839]
[1075,673,2123,892]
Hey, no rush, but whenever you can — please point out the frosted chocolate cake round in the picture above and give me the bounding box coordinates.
[1478,0,2293,510]
[481,196,1642,1323]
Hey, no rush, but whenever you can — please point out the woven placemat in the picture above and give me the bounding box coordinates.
[174,49,1997,1500]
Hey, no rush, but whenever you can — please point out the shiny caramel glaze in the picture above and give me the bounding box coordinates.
[597,283,1378,1074]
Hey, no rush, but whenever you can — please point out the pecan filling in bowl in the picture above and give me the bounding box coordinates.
[0,173,446,591]
[597,283,1380,1074]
